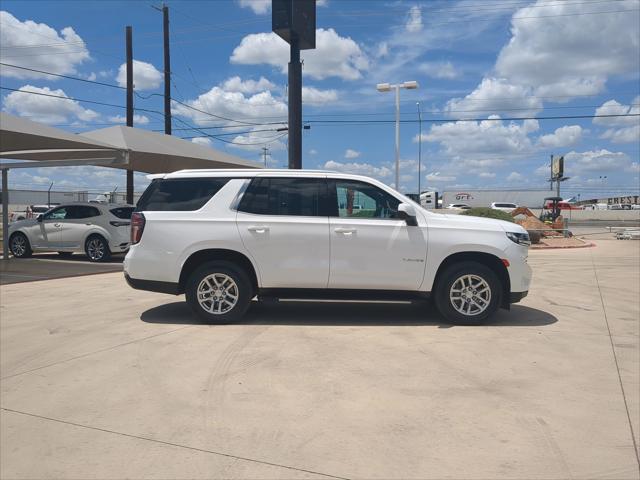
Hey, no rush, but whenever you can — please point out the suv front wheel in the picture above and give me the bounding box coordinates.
[185,261,253,324]
[434,261,501,325]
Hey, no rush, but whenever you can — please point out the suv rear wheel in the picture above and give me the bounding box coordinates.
[434,261,501,325]
[185,261,253,324]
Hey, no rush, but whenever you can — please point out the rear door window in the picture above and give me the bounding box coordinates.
[110,207,134,219]
[238,177,328,216]
[136,178,230,211]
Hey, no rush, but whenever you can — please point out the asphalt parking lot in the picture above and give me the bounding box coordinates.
[1,240,638,479]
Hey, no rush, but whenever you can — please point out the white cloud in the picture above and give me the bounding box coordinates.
[494,0,639,99]
[0,11,90,79]
[426,172,456,182]
[231,28,369,80]
[191,137,212,147]
[445,77,542,119]
[376,42,389,58]
[324,160,392,180]
[116,60,162,91]
[228,126,288,152]
[564,149,633,174]
[537,125,583,149]
[593,97,640,126]
[239,0,326,14]
[302,87,338,105]
[506,172,524,183]
[172,86,287,126]
[600,125,640,144]
[406,5,422,33]
[420,116,538,159]
[344,149,361,159]
[3,85,99,124]
[108,114,150,125]
[418,61,459,80]
[238,0,270,14]
[593,97,640,144]
[479,172,496,179]
[309,149,318,155]
[222,76,275,94]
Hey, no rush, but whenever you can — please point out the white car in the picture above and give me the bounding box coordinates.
[8,203,134,262]
[124,170,532,325]
[446,203,471,210]
[491,202,518,213]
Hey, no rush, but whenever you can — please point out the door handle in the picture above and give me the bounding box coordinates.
[54,223,61,227]
[335,227,356,234]
[247,225,269,233]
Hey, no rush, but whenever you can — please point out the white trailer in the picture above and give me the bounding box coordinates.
[442,190,550,209]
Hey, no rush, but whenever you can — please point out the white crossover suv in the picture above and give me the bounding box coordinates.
[8,203,133,262]
[124,170,532,325]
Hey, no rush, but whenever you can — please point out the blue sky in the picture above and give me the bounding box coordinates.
[1,0,639,199]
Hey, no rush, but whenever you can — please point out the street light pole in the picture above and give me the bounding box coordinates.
[416,101,422,197]
[376,81,419,192]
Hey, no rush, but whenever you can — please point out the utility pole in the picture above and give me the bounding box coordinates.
[162,4,171,135]
[125,25,134,205]
[262,146,270,167]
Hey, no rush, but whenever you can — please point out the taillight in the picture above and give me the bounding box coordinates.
[130,212,145,244]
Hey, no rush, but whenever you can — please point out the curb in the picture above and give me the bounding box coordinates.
[530,241,596,250]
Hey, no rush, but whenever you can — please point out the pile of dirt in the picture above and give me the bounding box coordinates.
[516,216,562,236]
[531,237,592,249]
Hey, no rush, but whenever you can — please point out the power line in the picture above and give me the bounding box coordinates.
[0,62,125,89]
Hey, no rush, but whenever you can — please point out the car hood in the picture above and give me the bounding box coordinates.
[427,212,526,233]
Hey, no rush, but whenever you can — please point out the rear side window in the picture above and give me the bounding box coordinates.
[136,178,230,211]
[238,177,327,216]
[110,207,134,219]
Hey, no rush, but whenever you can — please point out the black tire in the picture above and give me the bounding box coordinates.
[185,261,253,324]
[57,251,73,258]
[9,232,32,258]
[84,235,111,262]
[434,261,502,325]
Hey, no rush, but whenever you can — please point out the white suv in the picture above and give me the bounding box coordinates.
[8,203,133,262]
[124,170,532,325]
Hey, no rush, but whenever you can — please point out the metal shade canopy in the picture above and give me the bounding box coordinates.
[0,112,118,154]
[0,113,261,260]
[1,123,261,173]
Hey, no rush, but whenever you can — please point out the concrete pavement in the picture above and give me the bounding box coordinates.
[1,240,638,479]
[0,253,123,285]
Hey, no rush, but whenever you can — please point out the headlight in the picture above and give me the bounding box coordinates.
[506,231,531,246]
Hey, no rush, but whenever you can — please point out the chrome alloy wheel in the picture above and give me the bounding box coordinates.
[10,235,26,256]
[86,238,105,261]
[449,274,492,316]
[197,273,239,315]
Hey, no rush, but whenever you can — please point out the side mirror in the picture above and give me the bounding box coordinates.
[398,203,418,226]
[37,214,43,222]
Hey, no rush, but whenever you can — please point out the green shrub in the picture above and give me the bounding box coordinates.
[459,207,515,223]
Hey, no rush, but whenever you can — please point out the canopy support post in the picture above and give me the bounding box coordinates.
[2,168,8,260]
